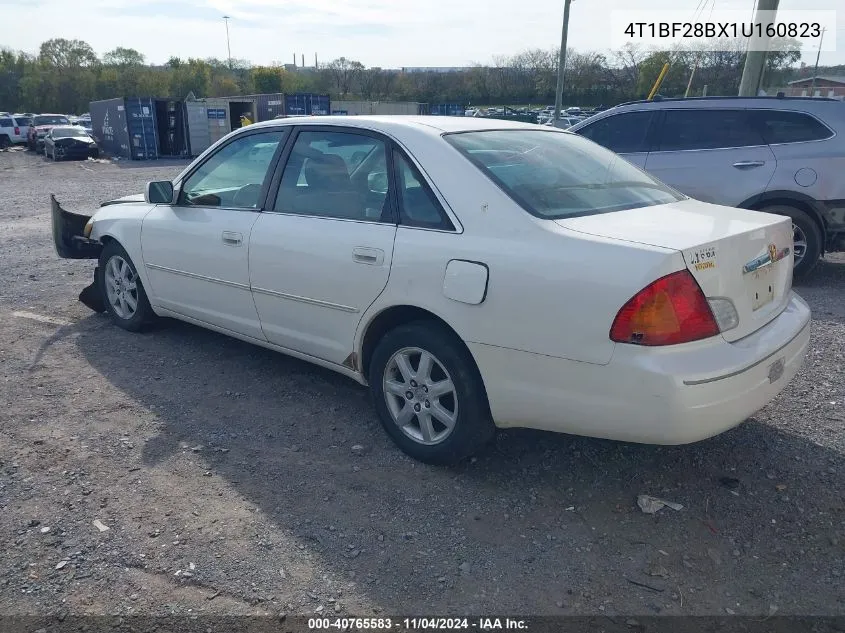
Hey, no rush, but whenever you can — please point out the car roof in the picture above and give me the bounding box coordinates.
[600,96,840,112]
[567,96,845,133]
[248,115,541,135]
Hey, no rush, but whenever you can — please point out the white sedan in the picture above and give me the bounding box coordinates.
[52,116,811,464]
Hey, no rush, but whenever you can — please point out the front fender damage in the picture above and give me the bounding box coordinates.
[50,195,106,313]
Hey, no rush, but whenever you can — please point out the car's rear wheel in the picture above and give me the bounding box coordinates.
[0,135,10,149]
[369,321,494,465]
[760,205,822,278]
[97,241,154,332]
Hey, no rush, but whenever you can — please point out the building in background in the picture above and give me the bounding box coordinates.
[785,75,845,99]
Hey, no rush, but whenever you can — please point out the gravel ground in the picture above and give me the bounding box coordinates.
[0,149,844,619]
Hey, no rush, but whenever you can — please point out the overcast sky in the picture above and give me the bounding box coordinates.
[4,0,844,68]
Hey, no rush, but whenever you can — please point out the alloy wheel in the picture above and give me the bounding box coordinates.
[383,347,458,445]
[104,255,139,320]
[792,222,807,266]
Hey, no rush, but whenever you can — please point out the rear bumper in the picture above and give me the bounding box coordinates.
[51,195,101,260]
[470,292,811,444]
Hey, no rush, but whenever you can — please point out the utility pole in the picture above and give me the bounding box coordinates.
[810,27,827,94]
[738,0,780,96]
[553,0,573,122]
[223,16,232,69]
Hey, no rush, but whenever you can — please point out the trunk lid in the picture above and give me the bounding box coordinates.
[556,199,794,342]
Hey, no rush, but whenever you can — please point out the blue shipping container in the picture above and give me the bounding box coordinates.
[125,97,159,160]
[430,103,465,116]
[284,93,331,116]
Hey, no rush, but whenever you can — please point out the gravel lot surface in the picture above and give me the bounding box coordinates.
[1,149,843,619]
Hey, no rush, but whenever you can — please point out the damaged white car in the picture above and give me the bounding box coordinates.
[52,116,811,464]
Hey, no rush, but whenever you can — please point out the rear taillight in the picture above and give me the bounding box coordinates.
[610,270,720,346]
[14,127,19,135]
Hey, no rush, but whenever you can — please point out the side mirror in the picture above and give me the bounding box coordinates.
[368,171,388,194]
[145,180,174,204]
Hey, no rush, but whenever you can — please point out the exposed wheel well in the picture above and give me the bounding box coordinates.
[360,306,490,410]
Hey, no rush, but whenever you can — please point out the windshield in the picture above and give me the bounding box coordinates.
[34,115,70,126]
[52,127,88,137]
[445,129,684,219]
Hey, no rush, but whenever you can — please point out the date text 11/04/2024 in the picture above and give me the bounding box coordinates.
[623,21,823,39]
[307,618,529,631]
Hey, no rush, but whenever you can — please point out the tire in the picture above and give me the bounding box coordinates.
[0,135,9,149]
[97,241,154,332]
[369,321,495,465]
[760,204,822,278]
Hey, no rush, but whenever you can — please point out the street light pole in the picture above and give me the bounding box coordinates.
[553,0,573,122]
[223,15,232,69]
[810,27,826,94]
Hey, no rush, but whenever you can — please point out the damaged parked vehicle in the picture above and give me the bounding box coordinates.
[52,116,811,464]
[43,126,99,161]
[27,113,70,152]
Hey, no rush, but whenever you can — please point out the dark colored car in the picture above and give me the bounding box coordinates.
[27,114,71,152]
[43,126,99,161]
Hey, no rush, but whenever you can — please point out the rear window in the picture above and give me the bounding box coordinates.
[15,117,31,126]
[445,129,685,219]
[752,110,833,144]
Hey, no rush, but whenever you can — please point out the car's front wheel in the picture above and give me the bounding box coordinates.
[97,241,154,332]
[369,322,494,465]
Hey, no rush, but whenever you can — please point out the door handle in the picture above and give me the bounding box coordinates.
[352,247,384,266]
[732,160,765,169]
[222,231,243,246]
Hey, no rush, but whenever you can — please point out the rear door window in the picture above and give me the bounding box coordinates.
[0,118,13,128]
[656,109,764,151]
[751,110,833,144]
[574,111,655,154]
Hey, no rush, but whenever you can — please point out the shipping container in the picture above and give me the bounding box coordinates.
[154,100,190,158]
[214,95,259,128]
[429,103,465,116]
[90,97,189,160]
[331,100,424,116]
[90,98,131,159]
[283,93,330,116]
[241,93,285,122]
[185,99,231,156]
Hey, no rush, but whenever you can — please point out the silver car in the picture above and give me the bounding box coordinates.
[567,96,845,276]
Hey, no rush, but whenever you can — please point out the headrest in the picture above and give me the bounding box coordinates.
[304,154,350,190]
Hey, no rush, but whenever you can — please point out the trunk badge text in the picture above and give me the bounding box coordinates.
[743,244,790,274]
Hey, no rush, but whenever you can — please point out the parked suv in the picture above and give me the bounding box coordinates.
[567,96,845,276]
[0,114,30,147]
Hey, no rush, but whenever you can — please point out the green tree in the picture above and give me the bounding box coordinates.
[103,47,145,66]
[251,66,283,93]
[38,38,98,68]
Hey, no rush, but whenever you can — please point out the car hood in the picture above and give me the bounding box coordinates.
[55,135,94,143]
[34,125,58,131]
[100,193,145,207]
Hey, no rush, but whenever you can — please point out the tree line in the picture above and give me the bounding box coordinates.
[0,37,832,115]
